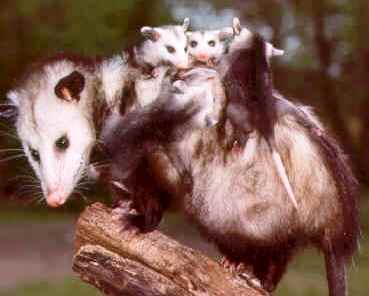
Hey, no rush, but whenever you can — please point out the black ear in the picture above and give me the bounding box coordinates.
[0,104,18,123]
[55,71,85,102]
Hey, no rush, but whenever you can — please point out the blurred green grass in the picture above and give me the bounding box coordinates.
[0,278,101,296]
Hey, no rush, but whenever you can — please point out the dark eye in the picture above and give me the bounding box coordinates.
[184,46,188,52]
[208,40,216,47]
[55,135,70,151]
[190,41,198,48]
[166,45,176,54]
[30,147,40,163]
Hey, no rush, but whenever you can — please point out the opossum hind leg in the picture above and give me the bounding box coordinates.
[253,249,295,292]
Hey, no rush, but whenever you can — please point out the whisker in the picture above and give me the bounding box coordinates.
[75,190,89,203]
[0,148,24,153]
[0,130,19,141]
[0,154,26,163]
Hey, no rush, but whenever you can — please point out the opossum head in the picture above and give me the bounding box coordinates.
[6,59,95,207]
[138,18,190,70]
[171,67,219,128]
[186,28,234,66]
[230,17,284,59]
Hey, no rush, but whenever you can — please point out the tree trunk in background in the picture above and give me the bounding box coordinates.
[311,1,362,181]
[354,0,369,184]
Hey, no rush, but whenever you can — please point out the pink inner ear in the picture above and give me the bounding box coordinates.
[152,30,161,42]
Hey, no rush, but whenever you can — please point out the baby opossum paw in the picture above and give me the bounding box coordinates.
[112,200,141,234]
[151,68,160,78]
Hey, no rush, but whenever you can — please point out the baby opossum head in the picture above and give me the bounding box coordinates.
[138,18,190,70]
[230,17,284,58]
[171,67,220,128]
[5,58,96,207]
[186,29,234,67]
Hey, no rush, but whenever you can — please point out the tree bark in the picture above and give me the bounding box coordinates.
[73,202,268,296]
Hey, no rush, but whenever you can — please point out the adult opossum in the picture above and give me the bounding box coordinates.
[101,36,359,296]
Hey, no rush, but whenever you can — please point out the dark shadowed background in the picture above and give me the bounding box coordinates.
[0,1,368,295]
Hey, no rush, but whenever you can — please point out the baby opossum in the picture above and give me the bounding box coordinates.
[186,28,234,67]
[220,20,298,209]
[121,18,191,109]
[100,67,224,231]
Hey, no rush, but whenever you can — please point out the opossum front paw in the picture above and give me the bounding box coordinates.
[112,200,141,234]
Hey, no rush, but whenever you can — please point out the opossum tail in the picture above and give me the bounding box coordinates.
[270,147,298,209]
[296,108,360,260]
[323,242,348,296]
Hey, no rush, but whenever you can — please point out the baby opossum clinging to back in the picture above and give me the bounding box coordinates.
[100,67,224,231]
[118,18,191,109]
[102,24,359,296]
[0,19,191,208]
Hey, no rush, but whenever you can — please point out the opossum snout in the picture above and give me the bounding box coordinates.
[46,187,68,208]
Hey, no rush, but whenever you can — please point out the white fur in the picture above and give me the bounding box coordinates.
[135,66,169,107]
[98,55,129,111]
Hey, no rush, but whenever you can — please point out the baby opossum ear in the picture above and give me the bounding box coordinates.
[0,91,19,122]
[140,26,161,42]
[182,17,190,31]
[55,71,85,102]
[219,27,234,41]
[232,17,242,35]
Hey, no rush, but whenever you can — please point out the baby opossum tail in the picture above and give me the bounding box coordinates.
[270,144,298,209]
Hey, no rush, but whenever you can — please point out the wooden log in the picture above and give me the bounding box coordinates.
[73,202,269,296]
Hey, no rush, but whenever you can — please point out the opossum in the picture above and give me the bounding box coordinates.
[100,38,359,296]
[186,28,234,67]
[219,19,298,209]
[186,19,282,68]
[122,18,191,108]
[100,67,225,231]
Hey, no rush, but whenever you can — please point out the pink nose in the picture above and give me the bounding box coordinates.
[46,188,67,208]
[197,53,209,62]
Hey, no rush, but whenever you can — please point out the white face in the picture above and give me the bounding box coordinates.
[140,25,189,69]
[10,62,95,207]
[187,29,233,66]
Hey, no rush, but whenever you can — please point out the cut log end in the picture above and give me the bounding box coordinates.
[73,202,269,296]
